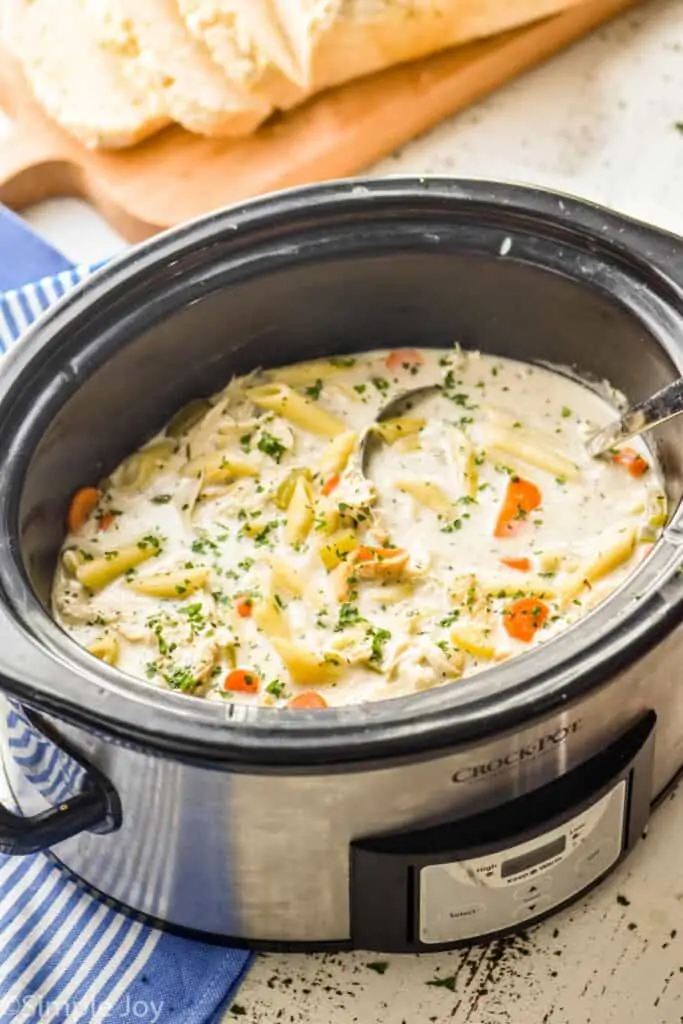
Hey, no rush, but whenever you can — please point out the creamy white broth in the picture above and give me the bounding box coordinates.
[51,348,666,708]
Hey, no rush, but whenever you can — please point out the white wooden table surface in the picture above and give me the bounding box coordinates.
[2,1,683,1020]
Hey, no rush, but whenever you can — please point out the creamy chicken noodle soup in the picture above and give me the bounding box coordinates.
[52,348,666,709]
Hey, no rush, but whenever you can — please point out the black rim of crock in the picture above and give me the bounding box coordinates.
[0,177,683,769]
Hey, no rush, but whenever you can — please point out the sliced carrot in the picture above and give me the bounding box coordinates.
[234,595,254,618]
[494,478,542,538]
[224,669,260,693]
[503,597,550,643]
[288,691,328,709]
[67,487,100,533]
[352,546,406,564]
[501,557,531,572]
[97,512,116,532]
[322,473,340,496]
[609,447,649,478]
[385,349,425,372]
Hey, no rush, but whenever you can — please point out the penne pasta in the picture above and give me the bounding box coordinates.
[130,568,209,599]
[87,634,119,665]
[113,440,176,490]
[76,541,159,592]
[272,638,343,686]
[451,623,499,661]
[269,556,305,598]
[372,417,425,445]
[318,430,358,476]
[285,474,315,546]
[253,597,290,639]
[318,529,358,572]
[397,479,453,515]
[247,383,347,438]
[560,526,638,608]
[481,424,580,481]
[166,399,211,438]
[181,453,259,483]
[447,426,479,499]
[366,582,416,605]
[274,469,312,511]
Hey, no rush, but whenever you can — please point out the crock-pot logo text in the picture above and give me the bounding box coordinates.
[451,720,582,783]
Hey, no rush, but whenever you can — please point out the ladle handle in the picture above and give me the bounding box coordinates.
[587,377,683,457]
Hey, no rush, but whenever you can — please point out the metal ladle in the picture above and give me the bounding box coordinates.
[585,378,683,458]
[360,377,683,474]
[360,385,441,474]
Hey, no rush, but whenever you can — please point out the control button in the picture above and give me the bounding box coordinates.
[576,841,619,878]
[514,895,554,920]
[514,878,551,901]
[446,904,486,921]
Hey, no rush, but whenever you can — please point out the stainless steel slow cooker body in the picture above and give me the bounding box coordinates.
[1,179,683,951]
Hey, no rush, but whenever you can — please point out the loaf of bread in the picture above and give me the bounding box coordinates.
[6,0,586,148]
[270,0,591,108]
[176,0,306,93]
[4,0,169,148]
[84,0,272,136]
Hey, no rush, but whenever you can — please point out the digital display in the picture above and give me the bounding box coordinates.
[501,836,567,879]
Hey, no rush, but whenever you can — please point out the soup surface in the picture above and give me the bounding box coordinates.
[52,348,665,708]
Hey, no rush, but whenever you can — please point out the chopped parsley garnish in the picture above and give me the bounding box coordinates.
[151,494,172,505]
[237,557,254,571]
[164,666,197,692]
[252,520,279,546]
[329,356,356,368]
[147,615,176,656]
[138,534,161,552]
[439,610,461,627]
[257,432,286,464]
[367,626,391,664]
[304,379,324,400]
[371,376,390,395]
[561,406,572,418]
[239,433,253,453]
[441,518,463,534]
[265,679,287,699]
[335,603,364,631]
[353,384,367,396]
[457,495,477,506]
[179,603,206,634]
[192,537,219,555]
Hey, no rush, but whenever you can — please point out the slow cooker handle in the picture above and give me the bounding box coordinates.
[0,784,116,856]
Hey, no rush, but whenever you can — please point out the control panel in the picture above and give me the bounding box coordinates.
[420,780,625,943]
[350,713,655,952]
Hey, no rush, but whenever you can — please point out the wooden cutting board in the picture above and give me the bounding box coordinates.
[0,0,641,243]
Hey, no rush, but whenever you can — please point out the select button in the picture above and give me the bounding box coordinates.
[447,904,485,921]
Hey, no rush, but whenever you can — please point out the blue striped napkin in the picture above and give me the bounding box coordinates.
[0,266,253,1024]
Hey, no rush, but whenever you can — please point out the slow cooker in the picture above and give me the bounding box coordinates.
[1,178,683,953]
